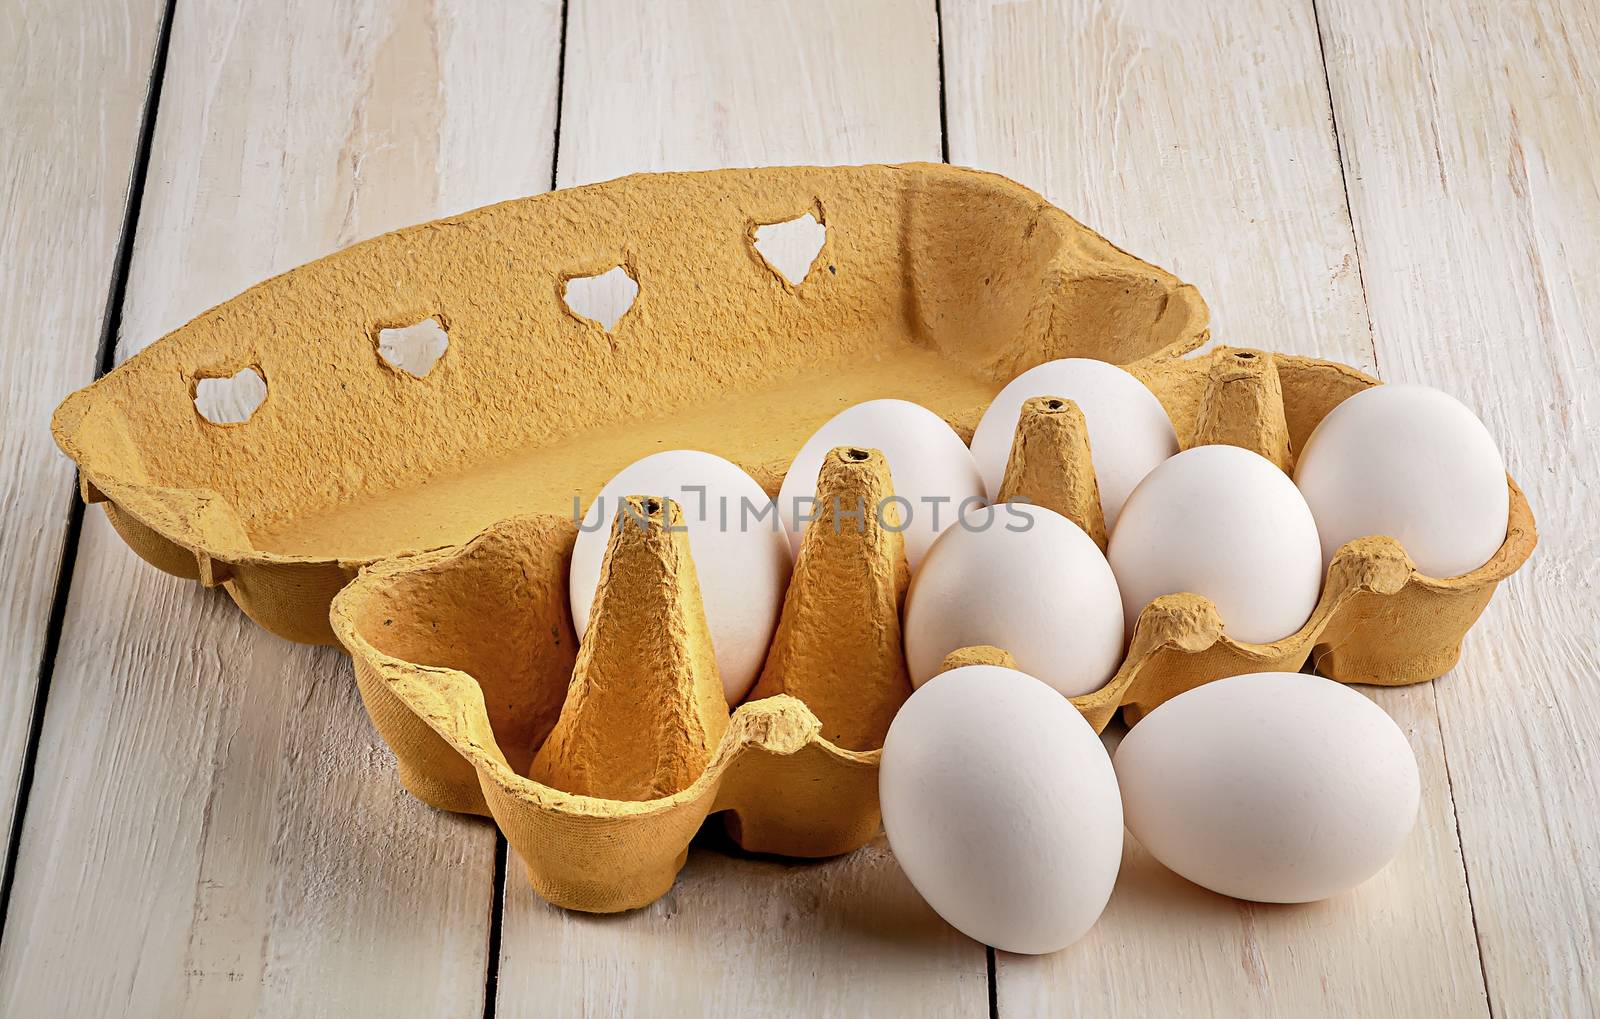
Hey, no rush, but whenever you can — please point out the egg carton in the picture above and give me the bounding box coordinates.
[52,165,1536,914]
[50,163,1204,645]
[330,345,1534,913]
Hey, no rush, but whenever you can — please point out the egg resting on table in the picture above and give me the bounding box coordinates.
[1114,671,1420,903]
[881,665,1123,954]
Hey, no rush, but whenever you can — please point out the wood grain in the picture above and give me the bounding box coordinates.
[943,0,1375,369]
[503,834,988,1018]
[0,0,563,1013]
[493,2,990,1015]
[1318,0,1600,1011]
[555,0,943,186]
[0,0,165,890]
[942,1,1488,1013]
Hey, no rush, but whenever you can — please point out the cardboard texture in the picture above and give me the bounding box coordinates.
[938,646,1021,673]
[53,165,1536,913]
[51,163,1207,644]
[997,395,1108,548]
[1193,348,1293,470]
[530,496,731,801]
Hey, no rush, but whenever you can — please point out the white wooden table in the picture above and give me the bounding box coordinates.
[2,1,1595,1015]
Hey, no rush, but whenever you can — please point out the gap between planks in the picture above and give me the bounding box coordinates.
[940,0,1487,1012]
[0,0,176,940]
[0,2,564,1014]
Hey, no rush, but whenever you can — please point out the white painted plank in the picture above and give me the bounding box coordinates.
[1,523,496,1018]
[555,0,943,186]
[943,1,1489,1013]
[944,0,1375,370]
[495,2,991,1015]
[1318,0,1600,1011]
[503,834,988,1018]
[0,1,564,1014]
[0,0,165,888]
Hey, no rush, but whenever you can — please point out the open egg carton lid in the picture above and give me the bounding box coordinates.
[50,163,1206,645]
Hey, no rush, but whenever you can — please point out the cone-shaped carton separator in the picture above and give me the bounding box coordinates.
[938,645,1020,674]
[1193,347,1293,470]
[997,395,1108,548]
[531,496,730,800]
[749,447,912,751]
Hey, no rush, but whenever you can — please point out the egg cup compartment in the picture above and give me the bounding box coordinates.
[988,346,1537,730]
[331,448,912,913]
[51,163,1206,647]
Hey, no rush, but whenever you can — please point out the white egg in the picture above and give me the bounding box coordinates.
[881,665,1123,954]
[903,505,1124,696]
[777,399,986,568]
[1108,445,1323,644]
[969,358,1178,528]
[570,450,792,704]
[1294,384,1509,578]
[1114,672,1420,903]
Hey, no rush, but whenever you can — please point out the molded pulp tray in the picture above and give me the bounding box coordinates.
[52,163,1206,644]
[329,345,1534,913]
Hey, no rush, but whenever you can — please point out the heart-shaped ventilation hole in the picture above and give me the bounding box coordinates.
[563,266,638,331]
[753,213,826,285]
[194,367,267,425]
[377,317,449,377]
